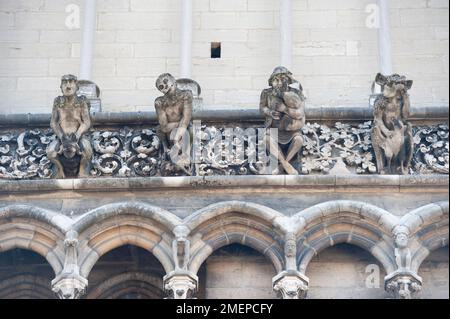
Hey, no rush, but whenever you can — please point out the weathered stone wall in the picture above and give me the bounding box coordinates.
[0,0,448,112]
[0,175,448,299]
[1,244,447,299]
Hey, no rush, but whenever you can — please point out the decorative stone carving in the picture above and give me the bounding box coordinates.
[155,73,193,175]
[385,272,422,299]
[172,225,191,271]
[52,276,88,299]
[301,121,376,174]
[51,230,88,299]
[193,125,267,176]
[272,270,309,299]
[91,127,160,177]
[0,129,54,179]
[260,66,306,175]
[284,232,297,271]
[372,73,414,175]
[46,74,93,178]
[393,225,412,271]
[163,271,198,299]
[412,124,449,174]
[0,123,448,179]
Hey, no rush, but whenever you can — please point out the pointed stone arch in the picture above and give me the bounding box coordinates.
[400,201,449,272]
[0,205,70,275]
[72,201,182,278]
[85,272,164,299]
[185,201,286,275]
[0,274,56,299]
[293,200,398,275]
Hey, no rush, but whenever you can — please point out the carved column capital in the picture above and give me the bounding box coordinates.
[384,271,422,299]
[272,270,309,299]
[163,271,198,299]
[51,274,88,299]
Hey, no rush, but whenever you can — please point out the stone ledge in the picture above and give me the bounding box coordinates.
[0,105,448,127]
[0,175,447,194]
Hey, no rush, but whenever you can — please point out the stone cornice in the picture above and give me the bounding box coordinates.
[0,105,448,127]
[0,174,447,194]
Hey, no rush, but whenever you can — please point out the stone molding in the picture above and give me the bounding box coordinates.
[0,174,447,194]
[0,105,448,127]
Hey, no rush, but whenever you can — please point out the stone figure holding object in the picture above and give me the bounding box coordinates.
[155,73,193,175]
[260,66,306,175]
[46,74,93,178]
[372,73,414,175]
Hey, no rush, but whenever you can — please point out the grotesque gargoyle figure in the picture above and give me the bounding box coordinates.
[260,66,306,175]
[372,73,413,175]
[46,74,93,178]
[155,73,193,175]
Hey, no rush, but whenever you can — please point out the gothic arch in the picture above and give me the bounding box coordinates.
[73,202,181,278]
[86,272,164,299]
[400,202,449,272]
[0,205,69,275]
[0,274,55,299]
[185,201,285,274]
[293,200,398,275]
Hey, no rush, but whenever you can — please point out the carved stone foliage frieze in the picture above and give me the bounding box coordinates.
[300,121,376,174]
[412,124,449,174]
[0,122,448,179]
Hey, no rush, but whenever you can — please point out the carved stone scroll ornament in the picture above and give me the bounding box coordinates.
[0,129,54,179]
[371,73,414,175]
[0,124,448,179]
[91,127,160,177]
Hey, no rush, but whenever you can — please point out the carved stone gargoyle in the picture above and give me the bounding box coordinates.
[154,73,194,176]
[46,74,93,178]
[371,73,413,175]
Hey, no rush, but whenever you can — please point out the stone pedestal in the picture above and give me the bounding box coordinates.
[385,271,422,299]
[51,274,88,299]
[272,270,309,299]
[163,271,198,299]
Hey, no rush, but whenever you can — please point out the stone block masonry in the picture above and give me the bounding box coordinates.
[0,0,447,113]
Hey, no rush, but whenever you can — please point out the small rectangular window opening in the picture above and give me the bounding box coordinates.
[211,42,221,59]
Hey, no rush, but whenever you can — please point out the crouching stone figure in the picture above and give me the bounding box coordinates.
[46,74,93,178]
[372,73,413,175]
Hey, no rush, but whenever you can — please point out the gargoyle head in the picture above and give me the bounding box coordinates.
[375,73,413,98]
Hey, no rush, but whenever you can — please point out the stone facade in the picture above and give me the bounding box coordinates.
[0,0,448,300]
[0,0,448,112]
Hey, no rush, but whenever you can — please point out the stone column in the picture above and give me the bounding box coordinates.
[280,0,293,69]
[385,271,423,299]
[180,0,193,78]
[377,0,393,74]
[51,230,88,299]
[272,270,309,299]
[79,0,97,80]
[164,271,198,299]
